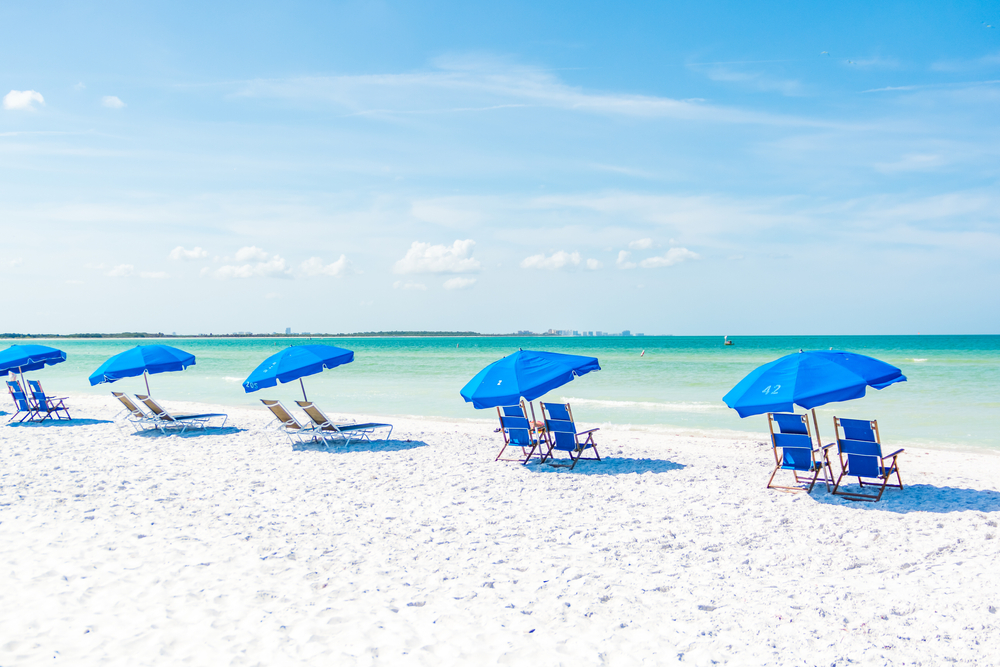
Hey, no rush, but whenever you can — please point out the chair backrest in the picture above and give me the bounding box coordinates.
[541,402,580,452]
[7,380,31,411]
[136,395,173,421]
[262,399,305,430]
[498,405,534,447]
[767,413,816,471]
[295,401,332,428]
[835,417,883,478]
[27,381,50,410]
[112,391,147,418]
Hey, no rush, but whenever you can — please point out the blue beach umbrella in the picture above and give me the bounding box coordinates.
[460,349,601,410]
[723,349,906,440]
[0,344,67,374]
[242,344,354,400]
[0,344,67,394]
[89,344,197,395]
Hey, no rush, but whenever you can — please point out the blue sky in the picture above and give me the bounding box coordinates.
[2,1,998,335]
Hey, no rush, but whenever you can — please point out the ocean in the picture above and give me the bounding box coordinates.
[4,335,998,451]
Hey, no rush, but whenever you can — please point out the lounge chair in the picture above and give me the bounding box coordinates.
[766,412,834,493]
[494,401,543,464]
[261,399,322,447]
[135,394,228,433]
[27,380,70,421]
[6,380,37,422]
[831,417,904,502]
[295,401,393,446]
[111,391,159,432]
[540,402,601,469]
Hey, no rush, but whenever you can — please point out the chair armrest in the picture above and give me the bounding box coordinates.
[882,448,905,459]
[821,442,837,451]
[577,427,600,435]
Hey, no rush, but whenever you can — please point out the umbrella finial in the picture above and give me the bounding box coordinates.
[799,349,803,353]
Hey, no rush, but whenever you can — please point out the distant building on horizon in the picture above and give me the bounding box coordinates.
[285,327,291,335]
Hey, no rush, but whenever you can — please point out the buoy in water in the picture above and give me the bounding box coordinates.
[640,350,645,357]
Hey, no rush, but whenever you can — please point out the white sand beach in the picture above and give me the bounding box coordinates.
[2,394,999,666]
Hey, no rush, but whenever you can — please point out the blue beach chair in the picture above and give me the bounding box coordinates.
[540,402,601,469]
[28,380,70,421]
[495,401,542,464]
[6,380,37,422]
[766,413,834,493]
[831,417,904,502]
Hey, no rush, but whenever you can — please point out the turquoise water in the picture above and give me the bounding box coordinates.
[4,335,998,451]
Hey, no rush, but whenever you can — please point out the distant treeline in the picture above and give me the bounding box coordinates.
[0,331,528,339]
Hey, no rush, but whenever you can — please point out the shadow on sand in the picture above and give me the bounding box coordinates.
[292,439,429,454]
[526,457,686,476]
[812,483,1000,514]
[7,418,114,428]
[131,426,246,438]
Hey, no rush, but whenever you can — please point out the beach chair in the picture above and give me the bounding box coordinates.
[6,380,38,422]
[494,401,543,464]
[766,413,834,493]
[135,394,228,434]
[540,402,601,469]
[261,399,322,447]
[295,401,393,446]
[27,380,70,421]
[831,417,904,502]
[111,391,159,432]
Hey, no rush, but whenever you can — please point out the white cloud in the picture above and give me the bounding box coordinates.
[629,238,653,250]
[168,246,209,261]
[300,255,352,277]
[443,276,476,290]
[106,264,134,277]
[520,250,581,270]
[73,82,86,91]
[638,247,700,268]
[393,239,481,274]
[102,96,125,109]
[3,90,45,111]
[585,258,603,270]
[235,246,269,262]
[213,250,290,279]
[105,264,169,279]
[393,280,427,290]
[616,250,637,269]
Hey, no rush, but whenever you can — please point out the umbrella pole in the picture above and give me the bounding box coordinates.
[300,378,308,402]
[811,408,831,490]
[144,370,150,396]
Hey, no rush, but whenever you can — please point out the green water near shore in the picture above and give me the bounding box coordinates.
[4,335,998,451]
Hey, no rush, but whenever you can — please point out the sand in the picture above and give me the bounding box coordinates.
[2,393,999,666]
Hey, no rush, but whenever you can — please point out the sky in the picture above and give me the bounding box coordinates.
[2,0,999,335]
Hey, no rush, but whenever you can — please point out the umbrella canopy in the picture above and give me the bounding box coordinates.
[242,345,354,397]
[89,345,196,390]
[723,349,906,418]
[461,349,601,409]
[0,344,67,374]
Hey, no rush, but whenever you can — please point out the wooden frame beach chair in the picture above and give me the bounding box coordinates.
[766,412,834,493]
[831,417,904,502]
[27,380,70,421]
[6,379,38,422]
[261,399,322,447]
[540,402,601,469]
[494,401,543,464]
[111,391,159,432]
[136,394,228,434]
[295,401,393,447]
